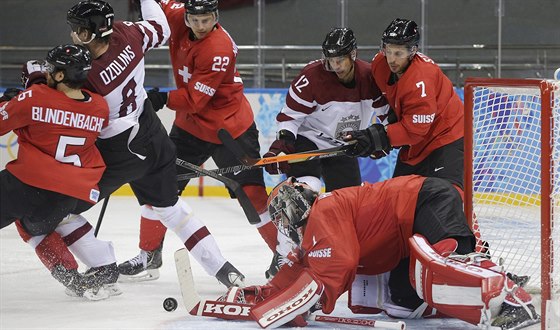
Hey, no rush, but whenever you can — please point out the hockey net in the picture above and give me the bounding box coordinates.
[464,78,560,327]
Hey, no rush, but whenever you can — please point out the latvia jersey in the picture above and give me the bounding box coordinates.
[161,0,253,143]
[270,175,425,314]
[83,0,169,139]
[371,51,464,165]
[277,59,387,149]
[0,85,109,203]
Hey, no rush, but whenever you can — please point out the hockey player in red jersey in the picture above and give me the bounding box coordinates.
[0,44,118,298]
[118,0,277,281]
[15,0,245,298]
[261,27,387,278]
[218,176,540,330]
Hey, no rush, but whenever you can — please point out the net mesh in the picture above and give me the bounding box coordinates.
[469,80,560,297]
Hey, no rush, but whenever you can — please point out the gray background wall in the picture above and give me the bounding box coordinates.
[1,0,559,88]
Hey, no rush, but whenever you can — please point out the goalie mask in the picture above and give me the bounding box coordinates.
[267,177,318,245]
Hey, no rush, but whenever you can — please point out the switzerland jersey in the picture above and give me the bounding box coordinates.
[371,52,464,165]
[84,0,169,139]
[0,85,109,203]
[278,59,387,149]
[161,0,253,143]
[270,175,426,314]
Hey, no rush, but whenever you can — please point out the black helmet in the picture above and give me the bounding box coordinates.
[381,18,419,47]
[183,0,218,15]
[67,0,114,39]
[267,177,318,245]
[322,27,357,58]
[46,44,92,85]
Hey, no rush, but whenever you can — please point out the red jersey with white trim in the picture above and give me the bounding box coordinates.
[0,85,109,203]
[278,59,387,149]
[161,0,253,143]
[371,51,464,165]
[84,0,170,139]
[270,175,425,314]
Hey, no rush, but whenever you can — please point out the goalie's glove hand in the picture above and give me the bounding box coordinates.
[147,87,168,112]
[263,129,296,175]
[343,124,390,157]
[22,60,47,89]
[0,88,23,102]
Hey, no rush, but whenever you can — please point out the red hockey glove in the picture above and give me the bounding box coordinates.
[263,130,296,174]
[0,88,23,102]
[146,87,168,112]
[21,60,47,89]
[218,284,277,306]
[343,124,390,157]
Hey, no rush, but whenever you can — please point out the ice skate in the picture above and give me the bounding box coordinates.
[215,261,245,288]
[84,262,122,297]
[51,264,109,301]
[118,244,163,282]
[491,302,540,330]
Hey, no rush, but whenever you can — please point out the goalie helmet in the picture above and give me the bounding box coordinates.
[267,177,318,245]
[183,0,219,15]
[322,27,357,58]
[45,44,92,85]
[381,18,419,47]
[67,0,114,39]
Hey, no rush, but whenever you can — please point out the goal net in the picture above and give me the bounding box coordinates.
[464,78,559,327]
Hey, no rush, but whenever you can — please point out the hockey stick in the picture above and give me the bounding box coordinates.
[217,128,352,167]
[94,195,110,237]
[175,158,261,225]
[174,249,406,329]
[176,164,255,181]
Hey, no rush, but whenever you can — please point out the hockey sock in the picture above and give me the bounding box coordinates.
[16,220,78,271]
[153,199,227,276]
[242,184,277,251]
[56,214,116,268]
[139,205,167,251]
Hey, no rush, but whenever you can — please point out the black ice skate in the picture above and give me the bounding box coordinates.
[118,243,163,282]
[215,261,245,288]
[83,262,122,297]
[51,264,111,301]
[491,302,540,330]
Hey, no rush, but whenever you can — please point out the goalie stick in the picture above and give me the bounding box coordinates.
[174,249,406,329]
[217,128,352,166]
[175,158,261,225]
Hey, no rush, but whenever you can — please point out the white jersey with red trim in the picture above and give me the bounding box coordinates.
[277,59,387,149]
[83,0,170,139]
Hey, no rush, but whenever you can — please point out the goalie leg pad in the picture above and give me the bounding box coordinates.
[409,234,506,326]
[250,269,324,329]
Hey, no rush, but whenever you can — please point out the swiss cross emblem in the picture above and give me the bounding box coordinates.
[178,66,192,83]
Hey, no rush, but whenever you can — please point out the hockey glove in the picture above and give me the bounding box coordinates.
[21,60,47,89]
[343,124,390,157]
[263,129,296,174]
[0,88,23,102]
[147,87,168,112]
[219,284,277,305]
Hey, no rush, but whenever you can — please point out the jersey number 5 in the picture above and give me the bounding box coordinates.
[56,136,86,167]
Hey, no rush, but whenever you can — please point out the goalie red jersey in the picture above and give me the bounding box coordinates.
[370,51,464,165]
[161,0,253,143]
[270,175,424,314]
[0,84,109,203]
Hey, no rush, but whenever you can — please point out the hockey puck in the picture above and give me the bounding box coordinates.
[163,297,178,312]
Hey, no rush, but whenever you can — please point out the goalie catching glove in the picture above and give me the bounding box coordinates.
[343,124,391,158]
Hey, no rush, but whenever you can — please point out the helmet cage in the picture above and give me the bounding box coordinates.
[268,178,317,245]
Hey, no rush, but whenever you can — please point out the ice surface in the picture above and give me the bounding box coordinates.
[0,197,541,329]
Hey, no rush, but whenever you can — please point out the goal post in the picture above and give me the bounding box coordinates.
[464,78,559,329]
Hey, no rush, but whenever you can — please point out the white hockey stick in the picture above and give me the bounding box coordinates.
[175,249,407,328]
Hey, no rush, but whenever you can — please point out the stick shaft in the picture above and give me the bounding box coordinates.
[313,315,406,329]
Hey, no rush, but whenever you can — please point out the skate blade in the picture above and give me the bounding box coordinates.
[118,269,160,282]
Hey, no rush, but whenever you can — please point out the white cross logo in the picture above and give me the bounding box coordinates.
[178,66,192,83]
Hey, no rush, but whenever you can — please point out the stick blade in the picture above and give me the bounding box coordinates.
[174,248,201,313]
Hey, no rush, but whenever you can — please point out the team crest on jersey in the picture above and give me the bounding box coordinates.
[335,114,360,139]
